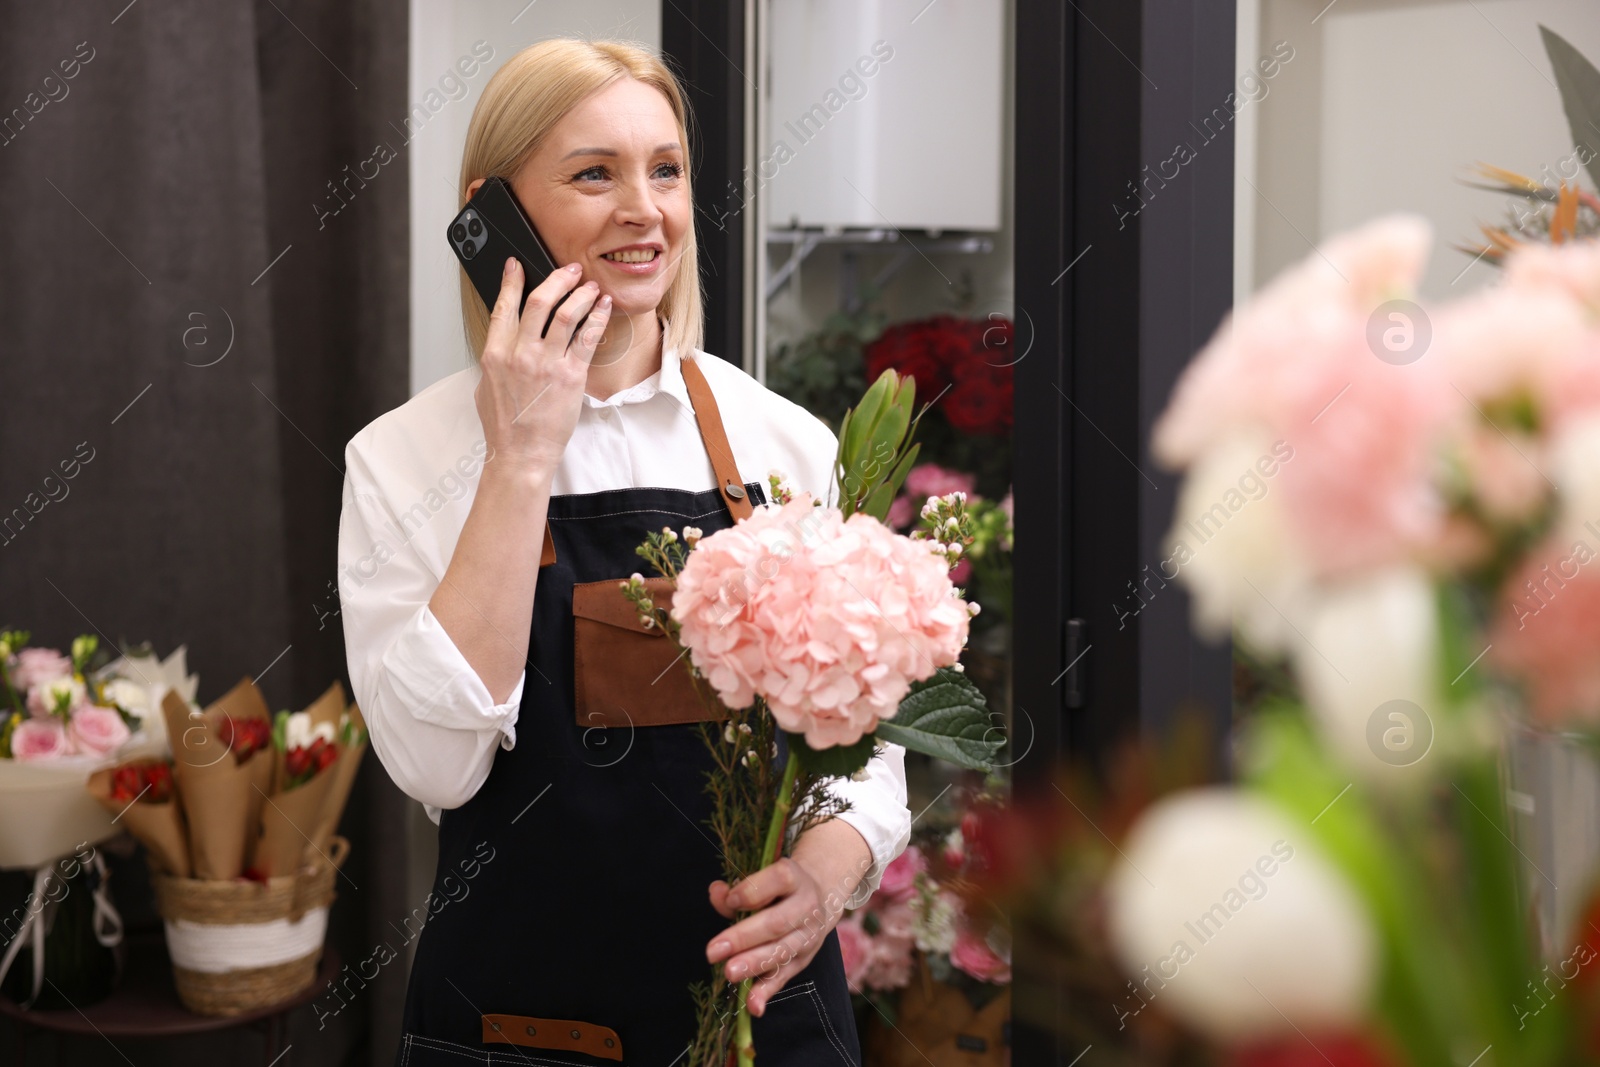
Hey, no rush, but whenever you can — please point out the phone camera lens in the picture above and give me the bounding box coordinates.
[462,239,477,259]
[452,223,467,243]
[467,218,482,238]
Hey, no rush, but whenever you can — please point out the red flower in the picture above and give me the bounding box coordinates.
[1233,1033,1397,1067]
[945,357,1013,436]
[218,714,272,764]
[284,736,340,789]
[865,321,947,409]
[109,760,174,803]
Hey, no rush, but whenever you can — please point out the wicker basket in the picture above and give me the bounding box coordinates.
[151,835,348,1016]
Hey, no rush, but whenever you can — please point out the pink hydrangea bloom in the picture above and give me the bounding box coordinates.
[10,647,72,691]
[11,718,73,761]
[69,706,131,758]
[672,492,970,748]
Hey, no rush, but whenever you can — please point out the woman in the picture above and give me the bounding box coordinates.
[337,38,911,1066]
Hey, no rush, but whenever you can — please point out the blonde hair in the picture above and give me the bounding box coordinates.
[456,38,704,365]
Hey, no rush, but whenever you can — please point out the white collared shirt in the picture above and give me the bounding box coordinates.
[337,343,911,910]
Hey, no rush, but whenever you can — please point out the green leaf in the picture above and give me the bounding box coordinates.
[1540,25,1600,194]
[876,667,1003,771]
[788,730,879,778]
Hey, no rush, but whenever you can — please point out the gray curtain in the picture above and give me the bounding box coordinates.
[0,2,411,1064]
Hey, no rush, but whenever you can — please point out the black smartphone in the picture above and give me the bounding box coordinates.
[446,175,590,339]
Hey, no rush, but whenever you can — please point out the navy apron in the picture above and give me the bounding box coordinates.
[395,360,863,1067]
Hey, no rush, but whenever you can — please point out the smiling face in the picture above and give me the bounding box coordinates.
[488,76,690,325]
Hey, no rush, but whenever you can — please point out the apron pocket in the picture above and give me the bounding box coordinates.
[756,979,862,1067]
[571,575,726,729]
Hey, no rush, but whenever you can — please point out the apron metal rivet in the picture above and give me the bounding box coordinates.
[490,1023,501,1032]
[605,1037,616,1048]
[570,1028,582,1039]
[526,1025,537,1036]
[724,480,745,499]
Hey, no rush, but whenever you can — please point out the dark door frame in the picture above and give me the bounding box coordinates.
[662,0,748,366]
[1012,0,1236,1056]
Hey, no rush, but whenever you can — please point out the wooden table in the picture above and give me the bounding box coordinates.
[0,927,340,1066]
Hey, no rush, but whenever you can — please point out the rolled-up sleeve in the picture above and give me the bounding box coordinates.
[338,463,525,815]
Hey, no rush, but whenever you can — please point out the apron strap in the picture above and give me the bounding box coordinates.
[680,353,755,524]
[538,350,752,569]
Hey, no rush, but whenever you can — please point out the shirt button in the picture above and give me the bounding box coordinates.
[599,407,613,421]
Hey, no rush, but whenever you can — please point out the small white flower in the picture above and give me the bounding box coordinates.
[684,526,703,547]
[968,601,982,616]
[724,724,737,744]
[953,662,965,673]
[850,766,870,781]
[738,722,753,735]
[641,615,655,629]
[948,542,963,558]
[770,740,778,758]
[661,527,678,543]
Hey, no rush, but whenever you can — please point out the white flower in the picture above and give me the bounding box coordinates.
[914,889,962,954]
[1550,413,1600,547]
[1291,566,1444,784]
[661,527,678,543]
[724,724,737,744]
[285,711,336,751]
[849,767,870,781]
[738,722,752,736]
[684,526,703,547]
[1105,788,1375,1041]
[1163,430,1314,656]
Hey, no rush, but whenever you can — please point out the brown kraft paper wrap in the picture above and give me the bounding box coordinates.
[310,703,367,858]
[163,686,253,880]
[207,675,276,871]
[254,766,337,878]
[86,763,191,878]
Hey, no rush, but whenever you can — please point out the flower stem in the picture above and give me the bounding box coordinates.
[731,745,800,1063]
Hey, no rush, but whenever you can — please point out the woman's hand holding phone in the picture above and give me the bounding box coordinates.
[475,256,611,476]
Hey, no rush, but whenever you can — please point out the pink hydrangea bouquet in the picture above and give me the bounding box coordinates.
[625,369,1007,1065]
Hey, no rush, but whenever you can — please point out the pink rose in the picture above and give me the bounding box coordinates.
[887,494,915,531]
[950,927,1011,984]
[10,648,72,692]
[903,463,977,505]
[68,706,131,758]
[877,845,926,902]
[835,912,873,993]
[11,718,73,761]
[862,898,916,990]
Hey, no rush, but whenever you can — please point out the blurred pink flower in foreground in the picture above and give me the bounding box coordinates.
[10,647,73,692]
[1487,535,1600,726]
[1153,214,1459,578]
